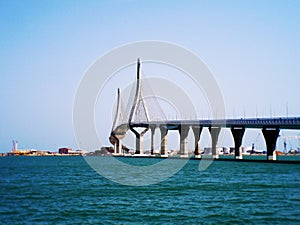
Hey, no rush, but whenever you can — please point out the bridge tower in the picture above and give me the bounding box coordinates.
[110,88,126,154]
[128,59,150,154]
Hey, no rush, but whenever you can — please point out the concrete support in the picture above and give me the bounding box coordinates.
[150,125,156,155]
[179,125,190,157]
[209,126,221,159]
[192,125,203,157]
[159,125,168,156]
[114,142,117,154]
[135,134,143,154]
[130,127,149,154]
[118,139,122,154]
[262,127,280,160]
[112,135,122,155]
[231,126,245,159]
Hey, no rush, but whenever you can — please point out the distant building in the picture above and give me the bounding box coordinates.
[58,148,72,154]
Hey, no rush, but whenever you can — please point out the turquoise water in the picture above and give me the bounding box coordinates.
[219,155,300,161]
[1,156,299,224]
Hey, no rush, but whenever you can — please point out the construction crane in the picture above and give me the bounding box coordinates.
[252,133,261,150]
[278,134,300,153]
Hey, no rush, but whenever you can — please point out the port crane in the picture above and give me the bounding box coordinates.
[278,134,300,153]
[251,133,261,150]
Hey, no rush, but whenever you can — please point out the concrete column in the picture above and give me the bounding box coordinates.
[114,141,117,154]
[150,125,156,155]
[118,139,122,155]
[231,126,245,159]
[209,126,221,159]
[159,125,168,156]
[112,136,121,155]
[130,127,149,154]
[179,125,190,157]
[192,125,203,157]
[262,127,280,160]
[135,134,143,154]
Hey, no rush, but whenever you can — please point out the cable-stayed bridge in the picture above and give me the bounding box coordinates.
[110,59,300,160]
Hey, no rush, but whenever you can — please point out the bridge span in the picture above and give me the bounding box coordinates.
[131,117,300,130]
[110,59,300,160]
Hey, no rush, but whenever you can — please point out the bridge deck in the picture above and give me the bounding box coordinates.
[129,117,300,129]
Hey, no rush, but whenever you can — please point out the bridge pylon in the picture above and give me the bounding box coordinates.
[110,88,128,155]
[128,59,150,154]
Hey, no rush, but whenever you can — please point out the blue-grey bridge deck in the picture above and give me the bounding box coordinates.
[130,117,300,129]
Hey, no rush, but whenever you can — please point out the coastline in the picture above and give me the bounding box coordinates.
[2,153,300,164]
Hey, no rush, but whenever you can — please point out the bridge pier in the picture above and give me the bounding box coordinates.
[209,126,221,159]
[110,134,122,155]
[231,126,245,159]
[150,125,156,155]
[130,127,149,154]
[159,125,168,156]
[262,127,280,160]
[119,140,123,154]
[114,142,118,154]
[192,125,203,158]
[179,125,190,157]
[114,139,122,155]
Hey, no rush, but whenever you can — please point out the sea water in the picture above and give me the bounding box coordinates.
[1,156,299,224]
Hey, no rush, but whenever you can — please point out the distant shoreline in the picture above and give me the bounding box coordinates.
[1,153,300,164]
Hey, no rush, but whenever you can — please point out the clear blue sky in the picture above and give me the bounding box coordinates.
[0,0,299,152]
